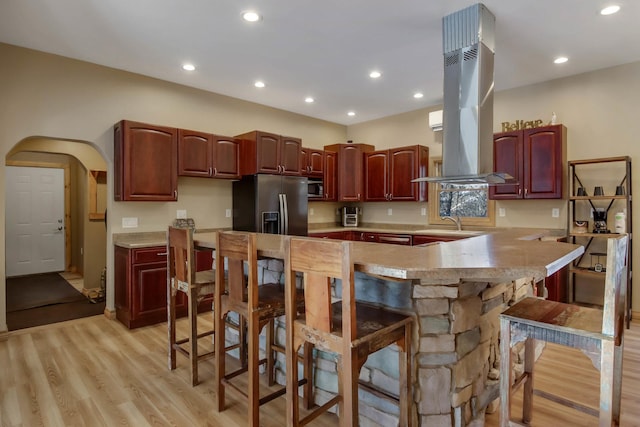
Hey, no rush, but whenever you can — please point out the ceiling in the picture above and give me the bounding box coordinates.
[2,1,640,125]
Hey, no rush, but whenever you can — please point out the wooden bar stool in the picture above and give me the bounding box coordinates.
[214,231,306,427]
[167,226,216,386]
[499,235,628,426]
[284,237,414,427]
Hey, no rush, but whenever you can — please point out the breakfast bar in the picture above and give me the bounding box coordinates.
[189,229,584,426]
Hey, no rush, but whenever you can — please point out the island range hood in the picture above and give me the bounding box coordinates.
[415,3,515,185]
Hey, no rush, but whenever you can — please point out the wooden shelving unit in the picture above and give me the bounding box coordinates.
[568,156,632,326]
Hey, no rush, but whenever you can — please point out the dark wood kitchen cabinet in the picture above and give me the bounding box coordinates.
[364,145,429,201]
[490,124,566,199]
[114,120,178,201]
[178,129,240,179]
[115,245,213,329]
[323,150,338,201]
[236,130,302,176]
[300,147,324,177]
[324,143,375,202]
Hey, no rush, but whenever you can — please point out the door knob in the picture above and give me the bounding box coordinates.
[57,226,63,231]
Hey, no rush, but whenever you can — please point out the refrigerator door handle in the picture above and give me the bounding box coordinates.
[278,193,285,235]
[281,193,289,235]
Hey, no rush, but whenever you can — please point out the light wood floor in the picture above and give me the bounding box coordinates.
[2,314,639,426]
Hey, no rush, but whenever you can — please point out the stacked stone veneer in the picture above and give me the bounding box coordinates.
[223,258,536,427]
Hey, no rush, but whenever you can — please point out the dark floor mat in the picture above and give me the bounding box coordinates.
[6,272,86,312]
[7,299,105,330]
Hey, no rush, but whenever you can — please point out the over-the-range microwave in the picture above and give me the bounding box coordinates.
[308,178,324,199]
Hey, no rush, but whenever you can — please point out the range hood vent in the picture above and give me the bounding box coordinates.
[415,3,515,185]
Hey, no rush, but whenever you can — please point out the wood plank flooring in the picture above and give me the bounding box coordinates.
[2,314,640,426]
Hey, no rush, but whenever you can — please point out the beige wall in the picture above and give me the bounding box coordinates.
[348,60,640,311]
[0,43,347,332]
[1,41,638,331]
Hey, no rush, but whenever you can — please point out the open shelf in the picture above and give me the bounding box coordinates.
[567,156,632,327]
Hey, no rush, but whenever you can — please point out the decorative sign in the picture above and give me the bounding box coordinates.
[501,119,544,132]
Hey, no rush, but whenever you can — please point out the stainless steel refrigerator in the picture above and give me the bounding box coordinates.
[232,174,308,236]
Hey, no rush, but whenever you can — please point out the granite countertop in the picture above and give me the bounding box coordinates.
[114,226,581,282]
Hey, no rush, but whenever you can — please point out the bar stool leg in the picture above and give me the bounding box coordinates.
[248,311,260,427]
[499,317,512,427]
[267,318,276,386]
[215,311,227,411]
[600,340,615,425]
[522,338,535,424]
[168,286,177,370]
[188,288,198,386]
[399,322,412,427]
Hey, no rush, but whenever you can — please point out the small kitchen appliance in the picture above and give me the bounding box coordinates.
[342,206,359,227]
[593,210,609,233]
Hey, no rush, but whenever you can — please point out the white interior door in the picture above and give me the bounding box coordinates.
[5,166,65,277]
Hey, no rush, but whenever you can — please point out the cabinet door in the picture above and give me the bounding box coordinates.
[212,136,240,179]
[115,120,178,201]
[490,131,523,199]
[178,129,212,177]
[324,151,338,201]
[280,136,302,176]
[254,131,282,174]
[132,261,168,324]
[114,246,131,326]
[389,145,428,201]
[307,149,324,177]
[300,148,310,175]
[364,151,389,201]
[523,125,564,199]
[338,145,365,201]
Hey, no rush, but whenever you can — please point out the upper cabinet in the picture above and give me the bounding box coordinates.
[236,130,302,176]
[178,129,240,179]
[324,143,375,202]
[114,120,178,201]
[300,147,324,177]
[490,124,566,199]
[364,145,429,202]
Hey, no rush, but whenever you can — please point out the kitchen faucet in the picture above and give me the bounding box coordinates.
[441,216,462,231]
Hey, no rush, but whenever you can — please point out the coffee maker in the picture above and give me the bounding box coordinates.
[341,206,359,227]
[593,209,609,233]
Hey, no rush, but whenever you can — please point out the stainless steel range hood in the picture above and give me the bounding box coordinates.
[415,3,515,185]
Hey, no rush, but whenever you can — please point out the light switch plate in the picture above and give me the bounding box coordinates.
[421,207,427,216]
[176,209,187,219]
[552,208,560,218]
[309,208,315,216]
[499,208,506,217]
[122,217,138,228]
[225,209,231,218]
[387,208,393,216]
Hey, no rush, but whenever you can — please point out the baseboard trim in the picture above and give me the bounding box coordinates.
[0,330,8,341]
[103,308,116,320]
[631,311,639,322]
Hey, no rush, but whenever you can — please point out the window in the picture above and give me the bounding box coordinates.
[428,158,495,226]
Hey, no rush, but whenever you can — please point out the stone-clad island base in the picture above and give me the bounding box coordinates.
[115,228,583,426]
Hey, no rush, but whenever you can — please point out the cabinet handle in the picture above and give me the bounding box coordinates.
[157,252,168,256]
[518,188,522,196]
[525,188,528,196]
[209,167,213,176]
[213,167,217,175]
[357,193,361,200]
[174,190,177,199]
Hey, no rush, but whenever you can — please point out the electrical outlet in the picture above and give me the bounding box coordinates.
[309,208,315,216]
[387,208,393,216]
[225,209,231,218]
[122,217,138,228]
[499,208,506,217]
[176,209,187,219]
[421,207,427,216]
[552,208,560,218]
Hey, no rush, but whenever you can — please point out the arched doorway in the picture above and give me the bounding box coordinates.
[5,137,107,330]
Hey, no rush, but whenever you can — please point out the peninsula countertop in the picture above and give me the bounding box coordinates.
[114,227,583,282]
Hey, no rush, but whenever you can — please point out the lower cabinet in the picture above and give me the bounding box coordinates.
[412,235,463,245]
[543,266,567,302]
[115,245,213,329]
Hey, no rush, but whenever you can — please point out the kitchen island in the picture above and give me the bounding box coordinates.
[190,228,583,426]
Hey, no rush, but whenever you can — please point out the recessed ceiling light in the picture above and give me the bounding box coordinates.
[600,5,620,15]
[347,111,356,117]
[182,63,195,71]
[554,56,568,64]
[413,92,424,99]
[254,81,265,88]
[305,97,314,103]
[369,71,382,79]
[242,11,261,22]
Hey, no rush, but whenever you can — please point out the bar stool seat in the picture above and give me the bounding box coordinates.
[499,235,628,427]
